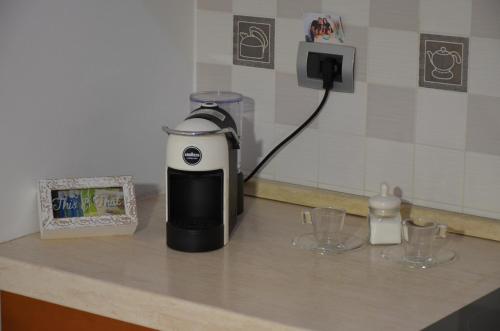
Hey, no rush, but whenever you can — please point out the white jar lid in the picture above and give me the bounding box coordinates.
[369,183,401,210]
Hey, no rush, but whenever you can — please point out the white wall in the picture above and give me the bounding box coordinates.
[0,0,194,242]
[196,1,500,221]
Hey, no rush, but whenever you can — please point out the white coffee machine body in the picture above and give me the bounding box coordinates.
[163,104,241,252]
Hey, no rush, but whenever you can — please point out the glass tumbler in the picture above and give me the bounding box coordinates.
[402,219,447,268]
[302,207,346,254]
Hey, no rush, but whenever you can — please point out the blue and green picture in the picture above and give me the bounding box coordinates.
[51,187,125,218]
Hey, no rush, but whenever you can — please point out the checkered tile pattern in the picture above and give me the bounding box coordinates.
[195,0,500,219]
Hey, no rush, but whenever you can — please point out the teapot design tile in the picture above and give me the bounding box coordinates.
[233,15,274,69]
[419,34,469,92]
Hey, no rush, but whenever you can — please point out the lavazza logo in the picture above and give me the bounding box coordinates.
[182,146,202,165]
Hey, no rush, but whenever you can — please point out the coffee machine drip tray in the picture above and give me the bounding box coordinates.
[167,168,225,252]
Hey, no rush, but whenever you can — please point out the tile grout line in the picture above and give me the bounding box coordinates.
[314,90,321,189]
[413,0,420,203]
[361,20,370,198]
[461,148,467,213]
[193,0,198,91]
[461,28,472,212]
[363,23,371,197]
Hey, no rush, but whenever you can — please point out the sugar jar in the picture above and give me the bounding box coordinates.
[369,183,402,245]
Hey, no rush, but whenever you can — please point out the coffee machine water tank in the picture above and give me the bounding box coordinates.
[190,91,244,172]
[162,94,244,252]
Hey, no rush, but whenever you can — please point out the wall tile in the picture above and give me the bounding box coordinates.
[196,62,231,91]
[197,0,232,12]
[415,88,467,150]
[365,138,414,200]
[419,0,471,36]
[194,1,500,219]
[369,0,418,31]
[233,15,275,69]
[275,72,320,127]
[419,34,469,92]
[471,0,500,39]
[464,152,500,214]
[317,81,367,136]
[466,94,500,156]
[366,84,416,143]
[318,183,365,196]
[276,0,322,19]
[196,10,233,65]
[241,121,276,179]
[233,0,277,17]
[318,132,365,191]
[367,28,419,88]
[321,0,370,27]
[463,207,500,220]
[273,125,319,186]
[232,66,276,124]
[414,145,464,207]
[412,199,463,213]
[342,24,368,82]
[275,18,304,74]
[469,37,500,98]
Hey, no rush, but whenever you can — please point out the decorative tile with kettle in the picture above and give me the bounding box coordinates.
[419,34,469,92]
[233,15,275,69]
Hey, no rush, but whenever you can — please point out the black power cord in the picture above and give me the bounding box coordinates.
[244,59,339,183]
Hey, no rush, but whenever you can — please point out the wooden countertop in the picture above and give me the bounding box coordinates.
[0,196,499,330]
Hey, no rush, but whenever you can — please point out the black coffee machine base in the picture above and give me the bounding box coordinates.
[167,222,224,252]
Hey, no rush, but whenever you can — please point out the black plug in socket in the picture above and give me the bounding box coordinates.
[297,42,355,92]
[306,52,343,82]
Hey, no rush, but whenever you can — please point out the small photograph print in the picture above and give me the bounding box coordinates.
[304,13,344,44]
[51,187,125,218]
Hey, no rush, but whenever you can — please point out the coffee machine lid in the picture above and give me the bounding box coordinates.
[189,91,243,104]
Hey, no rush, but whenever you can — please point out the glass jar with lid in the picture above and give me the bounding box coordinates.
[369,183,402,245]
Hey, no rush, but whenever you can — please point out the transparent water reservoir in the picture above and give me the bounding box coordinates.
[190,91,244,170]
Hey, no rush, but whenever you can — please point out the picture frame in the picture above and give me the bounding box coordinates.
[38,176,138,239]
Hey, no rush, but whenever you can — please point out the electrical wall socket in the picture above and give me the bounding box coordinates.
[296,41,355,93]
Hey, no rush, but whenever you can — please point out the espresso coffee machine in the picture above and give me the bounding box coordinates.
[162,92,244,252]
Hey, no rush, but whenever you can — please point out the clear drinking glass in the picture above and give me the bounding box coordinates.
[302,207,346,255]
[402,219,447,268]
